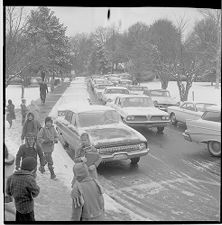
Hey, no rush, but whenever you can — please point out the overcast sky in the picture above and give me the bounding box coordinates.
[47,7,204,38]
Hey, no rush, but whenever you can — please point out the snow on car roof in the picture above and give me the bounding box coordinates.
[57,104,115,114]
[105,86,128,90]
[205,105,221,112]
[117,94,149,98]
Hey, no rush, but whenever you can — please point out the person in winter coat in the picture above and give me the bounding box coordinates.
[6,157,40,221]
[4,143,16,221]
[16,133,46,178]
[71,163,105,221]
[28,100,40,123]
[37,117,58,179]
[39,81,48,104]
[6,99,16,128]
[72,133,102,187]
[20,99,28,126]
[21,112,41,142]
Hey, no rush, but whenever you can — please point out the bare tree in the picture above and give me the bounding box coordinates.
[199,9,221,89]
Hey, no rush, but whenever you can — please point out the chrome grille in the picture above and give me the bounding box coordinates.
[134,116,147,121]
[98,144,141,155]
[150,116,162,121]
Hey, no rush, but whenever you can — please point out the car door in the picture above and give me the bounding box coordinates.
[188,111,221,143]
[182,103,201,122]
[66,113,81,152]
[175,103,187,122]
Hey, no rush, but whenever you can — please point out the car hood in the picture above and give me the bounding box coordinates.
[83,123,146,147]
[151,96,177,105]
[121,107,169,116]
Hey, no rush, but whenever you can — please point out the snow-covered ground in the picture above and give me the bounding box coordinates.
[142,81,221,105]
[6,85,40,109]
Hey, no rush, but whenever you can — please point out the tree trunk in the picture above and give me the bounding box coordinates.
[161,80,168,89]
[177,80,192,102]
[215,22,221,89]
[21,83,25,99]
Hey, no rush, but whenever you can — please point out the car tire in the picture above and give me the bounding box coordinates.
[157,127,164,133]
[170,113,177,126]
[130,157,140,165]
[208,141,221,157]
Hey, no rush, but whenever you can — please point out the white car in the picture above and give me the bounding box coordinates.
[93,82,113,101]
[128,85,148,95]
[101,86,130,104]
[109,95,170,133]
[55,104,149,164]
[168,101,217,126]
[183,106,221,156]
[143,89,179,112]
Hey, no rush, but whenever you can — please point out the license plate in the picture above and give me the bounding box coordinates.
[113,154,127,160]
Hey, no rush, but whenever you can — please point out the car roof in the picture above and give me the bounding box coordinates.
[105,86,128,90]
[150,89,169,92]
[58,104,115,114]
[205,105,221,112]
[116,94,151,98]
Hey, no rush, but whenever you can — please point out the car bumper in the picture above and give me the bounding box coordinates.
[125,121,170,128]
[183,131,192,142]
[101,148,149,162]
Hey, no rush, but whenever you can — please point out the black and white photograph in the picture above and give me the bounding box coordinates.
[3,5,221,222]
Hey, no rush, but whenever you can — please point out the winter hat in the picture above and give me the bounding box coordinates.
[45,116,53,124]
[73,163,90,182]
[21,157,37,171]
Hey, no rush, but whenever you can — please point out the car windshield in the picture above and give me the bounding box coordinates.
[105,89,129,94]
[129,86,146,91]
[78,110,120,127]
[122,97,154,107]
[150,90,170,97]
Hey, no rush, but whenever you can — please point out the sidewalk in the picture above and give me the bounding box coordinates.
[5,79,144,221]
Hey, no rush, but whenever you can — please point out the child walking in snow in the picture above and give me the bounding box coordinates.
[6,99,16,128]
[20,99,29,126]
[71,163,105,221]
[37,117,58,179]
[6,157,40,221]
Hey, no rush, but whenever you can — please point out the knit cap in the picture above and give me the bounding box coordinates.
[21,157,37,171]
[45,116,53,124]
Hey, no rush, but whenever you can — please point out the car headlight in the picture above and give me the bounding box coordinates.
[138,143,146,150]
[162,116,166,120]
[126,116,135,121]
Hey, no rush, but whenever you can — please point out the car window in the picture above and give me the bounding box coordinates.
[121,97,154,107]
[202,111,221,122]
[180,103,187,109]
[64,111,73,123]
[105,89,129,94]
[196,103,217,112]
[185,103,196,111]
[114,97,119,104]
[150,90,170,97]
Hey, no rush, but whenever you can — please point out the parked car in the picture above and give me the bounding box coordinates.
[143,89,179,112]
[109,95,170,133]
[119,73,133,81]
[108,76,121,86]
[55,105,149,164]
[128,85,148,95]
[183,106,221,156]
[101,86,130,104]
[91,78,107,91]
[118,79,133,86]
[168,101,217,126]
[94,82,113,101]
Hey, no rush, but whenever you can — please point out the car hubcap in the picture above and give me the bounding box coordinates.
[211,142,221,154]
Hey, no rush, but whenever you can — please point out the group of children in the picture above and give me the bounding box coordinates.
[5,100,105,221]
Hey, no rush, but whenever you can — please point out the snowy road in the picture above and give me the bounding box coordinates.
[88,81,221,221]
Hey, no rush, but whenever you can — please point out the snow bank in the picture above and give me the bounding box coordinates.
[142,81,221,105]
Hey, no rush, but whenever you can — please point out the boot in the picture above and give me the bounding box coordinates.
[48,165,56,179]
[39,166,45,174]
